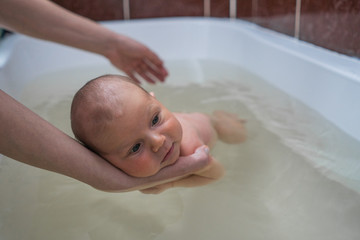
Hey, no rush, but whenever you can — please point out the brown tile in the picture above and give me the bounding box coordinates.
[255,0,296,36]
[237,0,296,36]
[52,0,124,21]
[236,0,253,18]
[129,0,204,19]
[211,0,230,17]
[300,0,360,58]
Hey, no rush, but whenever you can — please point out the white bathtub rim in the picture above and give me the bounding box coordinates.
[101,17,360,82]
[1,17,359,82]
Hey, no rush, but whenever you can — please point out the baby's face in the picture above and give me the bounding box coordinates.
[97,83,182,177]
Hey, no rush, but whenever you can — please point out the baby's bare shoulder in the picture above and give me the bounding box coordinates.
[175,112,215,155]
[175,113,206,155]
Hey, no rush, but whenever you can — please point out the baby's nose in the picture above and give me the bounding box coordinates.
[150,133,165,152]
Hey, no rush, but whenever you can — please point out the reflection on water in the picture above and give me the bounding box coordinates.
[1,60,360,240]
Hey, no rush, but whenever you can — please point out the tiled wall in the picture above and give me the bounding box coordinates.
[300,0,360,57]
[52,0,124,21]
[52,0,360,58]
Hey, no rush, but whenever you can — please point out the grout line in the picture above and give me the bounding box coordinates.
[204,0,211,17]
[123,0,130,20]
[295,0,301,38]
[229,0,237,19]
[252,0,258,17]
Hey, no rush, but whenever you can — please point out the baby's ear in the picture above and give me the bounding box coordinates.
[149,92,156,97]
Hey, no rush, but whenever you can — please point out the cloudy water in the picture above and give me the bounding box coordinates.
[1,60,360,240]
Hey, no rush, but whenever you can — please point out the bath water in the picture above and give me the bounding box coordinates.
[1,60,360,240]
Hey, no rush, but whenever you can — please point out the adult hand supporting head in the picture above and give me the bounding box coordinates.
[98,145,211,192]
[0,91,209,192]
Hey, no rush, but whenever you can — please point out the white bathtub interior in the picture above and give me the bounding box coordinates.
[1,18,360,240]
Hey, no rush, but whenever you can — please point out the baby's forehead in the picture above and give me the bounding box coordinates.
[106,79,148,95]
[104,81,152,112]
[88,78,154,120]
[92,80,139,102]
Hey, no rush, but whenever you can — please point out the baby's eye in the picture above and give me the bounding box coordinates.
[131,143,141,153]
[152,114,159,126]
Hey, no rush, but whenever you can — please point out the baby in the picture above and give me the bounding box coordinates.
[71,74,246,194]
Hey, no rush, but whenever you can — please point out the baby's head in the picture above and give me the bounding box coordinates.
[71,74,183,177]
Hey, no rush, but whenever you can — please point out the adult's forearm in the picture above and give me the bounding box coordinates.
[0,0,115,57]
[0,90,130,190]
[0,0,168,83]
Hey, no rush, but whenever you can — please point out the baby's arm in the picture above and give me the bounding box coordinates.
[211,110,246,143]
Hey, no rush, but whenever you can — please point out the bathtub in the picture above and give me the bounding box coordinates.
[1,18,360,240]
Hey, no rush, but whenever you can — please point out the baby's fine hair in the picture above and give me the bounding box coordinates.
[70,74,148,150]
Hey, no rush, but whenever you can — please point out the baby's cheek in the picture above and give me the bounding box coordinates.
[131,156,160,177]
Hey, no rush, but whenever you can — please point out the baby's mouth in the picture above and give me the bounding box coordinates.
[162,143,174,163]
